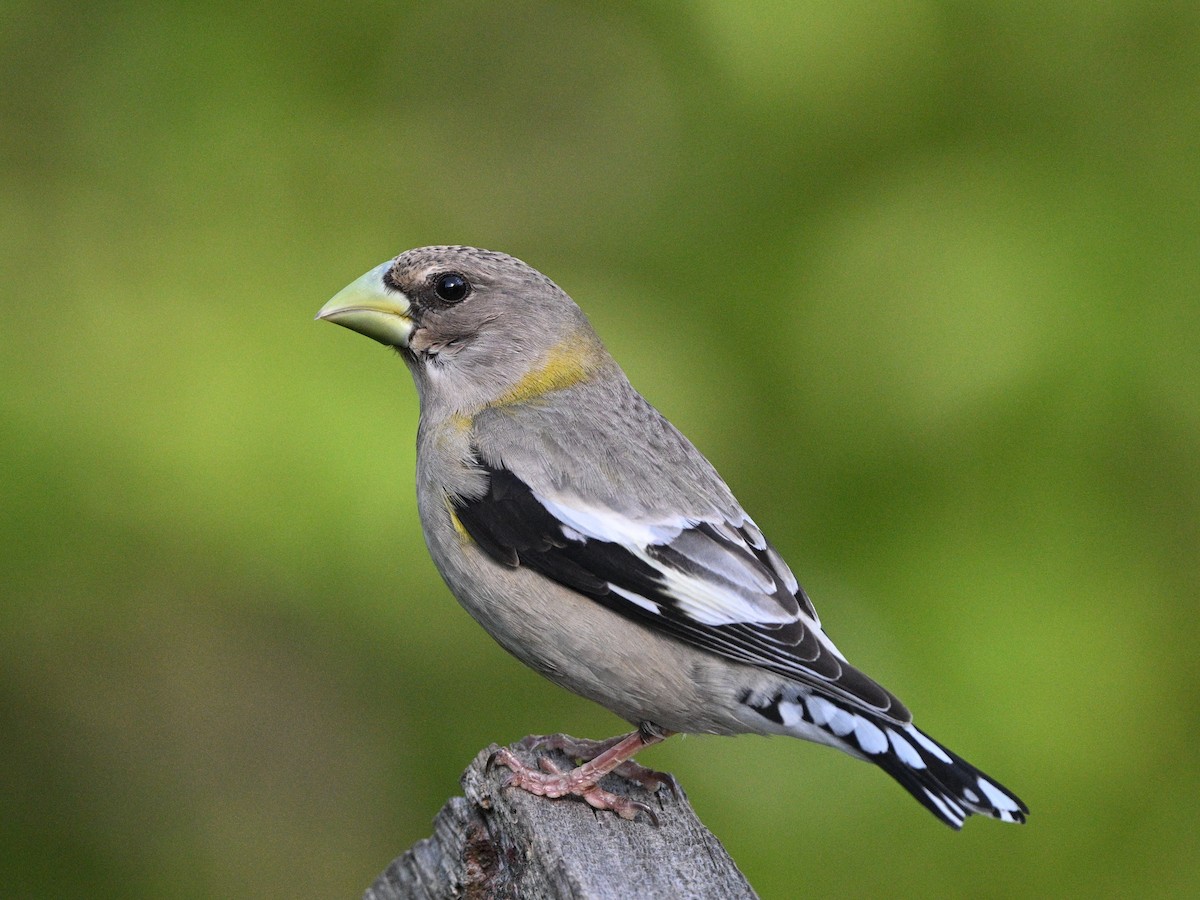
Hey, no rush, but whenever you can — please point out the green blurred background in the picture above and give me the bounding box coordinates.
[3,1,1198,897]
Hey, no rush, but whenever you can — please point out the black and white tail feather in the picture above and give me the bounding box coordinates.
[454,457,1028,829]
[742,687,1026,828]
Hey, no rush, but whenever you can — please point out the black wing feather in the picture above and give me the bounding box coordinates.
[453,463,906,718]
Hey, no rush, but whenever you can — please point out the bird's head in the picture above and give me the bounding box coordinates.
[318,246,610,416]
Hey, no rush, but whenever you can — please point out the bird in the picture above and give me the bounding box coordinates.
[317,245,1028,829]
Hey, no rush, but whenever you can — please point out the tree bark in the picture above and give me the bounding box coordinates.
[364,737,758,899]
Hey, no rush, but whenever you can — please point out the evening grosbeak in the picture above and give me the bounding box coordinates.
[318,246,1027,829]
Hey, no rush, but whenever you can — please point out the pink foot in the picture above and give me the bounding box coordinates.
[490,747,657,822]
[515,733,677,796]
[488,727,675,824]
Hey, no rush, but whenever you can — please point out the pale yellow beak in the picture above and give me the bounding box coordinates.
[316,261,415,348]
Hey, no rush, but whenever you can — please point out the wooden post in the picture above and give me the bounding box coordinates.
[365,738,758,899]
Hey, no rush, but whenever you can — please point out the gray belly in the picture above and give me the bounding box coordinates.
[416,485,774,736]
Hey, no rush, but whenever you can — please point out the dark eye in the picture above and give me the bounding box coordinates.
[433,272,470,303]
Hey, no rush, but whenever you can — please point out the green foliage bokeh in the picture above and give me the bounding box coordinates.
[3,2,1198,897]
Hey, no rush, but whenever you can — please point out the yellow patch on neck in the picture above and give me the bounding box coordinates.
[492,335,601,407]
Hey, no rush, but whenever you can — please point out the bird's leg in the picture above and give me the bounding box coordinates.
[515,731,677,796]
[490,723,676,823]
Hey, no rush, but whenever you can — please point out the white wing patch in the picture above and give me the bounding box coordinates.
[628,545,795,626]
[607,583,661,616]
[536,491,798,628]
[536,494,693,547]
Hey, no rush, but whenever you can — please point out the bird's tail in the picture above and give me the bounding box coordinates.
[865,719,1028,829]
[759,690,1028,828]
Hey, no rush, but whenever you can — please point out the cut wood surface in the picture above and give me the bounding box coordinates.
[364,737,758,899]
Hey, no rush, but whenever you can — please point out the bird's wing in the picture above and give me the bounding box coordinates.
[452,461,909,721]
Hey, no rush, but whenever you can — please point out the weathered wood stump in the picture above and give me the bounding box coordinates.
[365,737,758,899]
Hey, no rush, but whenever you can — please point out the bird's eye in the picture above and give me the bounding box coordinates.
[433,272,470,304]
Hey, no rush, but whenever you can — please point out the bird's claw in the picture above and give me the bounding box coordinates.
[486,747,523,789]
[580,785,658,825]
[612,760,677,796]
[484,747,506,773]
[513,733,675,795]
[488,739,663,825]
